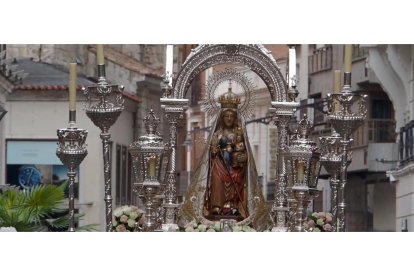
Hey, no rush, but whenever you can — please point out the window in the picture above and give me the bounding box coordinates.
[371,99,392,119]
[5,140,79,198]
[352,44,368,61]
[115,144,131,206]
[116,145,121,204]
[369,99,395,142]
[311,93,324,125]
[191,76,201,106]
[309,46,332,74]
[299,93,324,125]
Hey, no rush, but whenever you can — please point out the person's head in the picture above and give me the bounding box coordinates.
[221,109,237,128]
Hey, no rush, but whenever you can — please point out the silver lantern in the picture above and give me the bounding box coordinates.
[288,114,321,232]
[129,109,171,232]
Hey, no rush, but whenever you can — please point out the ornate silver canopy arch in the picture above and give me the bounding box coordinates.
[201,68,256,120]
[171,44,288,102]
[160,44,296,229]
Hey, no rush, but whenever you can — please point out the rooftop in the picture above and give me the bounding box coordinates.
[5,58,142,104]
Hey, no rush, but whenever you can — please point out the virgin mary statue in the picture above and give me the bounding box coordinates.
[178,86,273,231]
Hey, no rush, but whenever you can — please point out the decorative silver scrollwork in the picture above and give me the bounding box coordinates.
[171,44,288,102]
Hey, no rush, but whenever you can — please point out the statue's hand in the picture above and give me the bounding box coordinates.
[211,134,218,146]
[237,153,247,163]
[210,145,219,155]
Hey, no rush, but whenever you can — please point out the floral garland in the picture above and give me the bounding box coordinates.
[305,212,333,232]
[113,205,145,232]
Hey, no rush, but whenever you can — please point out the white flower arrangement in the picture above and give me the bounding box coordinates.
[179,220,256,232]
[0,227,17,232]
[183,221,216,232]
[112,205,145,232]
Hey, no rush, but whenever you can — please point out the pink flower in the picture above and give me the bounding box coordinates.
[323,224,333,232]
[307,220,315,228]
[120,215,129,223]
[325,214,332,223]
[116,224,127,232]
[138,217,145,226]
[317,212,326,218]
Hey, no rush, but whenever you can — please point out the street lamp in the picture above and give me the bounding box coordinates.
[129,109,171,232]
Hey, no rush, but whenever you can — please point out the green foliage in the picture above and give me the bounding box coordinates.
[45,213,99,232]
[0,183,97,232]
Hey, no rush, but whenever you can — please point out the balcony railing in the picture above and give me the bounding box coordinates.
[399,120,414,166]
[352,119,396,148]
[310,119,396,148]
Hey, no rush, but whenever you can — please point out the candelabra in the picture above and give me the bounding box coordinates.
[83,64,124,232]
[327,71,367,231]
[287,115,321,232]
[56,115,88,232]
[129,109,171,232]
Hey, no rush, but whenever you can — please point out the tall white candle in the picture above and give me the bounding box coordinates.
[344,44,353,72]
[165,44,173,85]
[288,47,296,88]
[96,44,105,65]
[149,156,156,179]
[334,70,341,93]
[297,160,304,183]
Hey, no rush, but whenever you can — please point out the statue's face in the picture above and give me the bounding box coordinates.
[222,110,236,128]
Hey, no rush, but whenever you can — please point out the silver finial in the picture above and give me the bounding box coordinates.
[144,109,160,135]
[297,114,313,139]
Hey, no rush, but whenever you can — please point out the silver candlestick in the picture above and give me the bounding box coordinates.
[83,64,124,232]
[56,111,88,232]
[327,71,367,232]
[319,131,343,230]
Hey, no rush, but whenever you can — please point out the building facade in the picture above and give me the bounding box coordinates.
[297,44,398,231]
[365,45,414,232]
